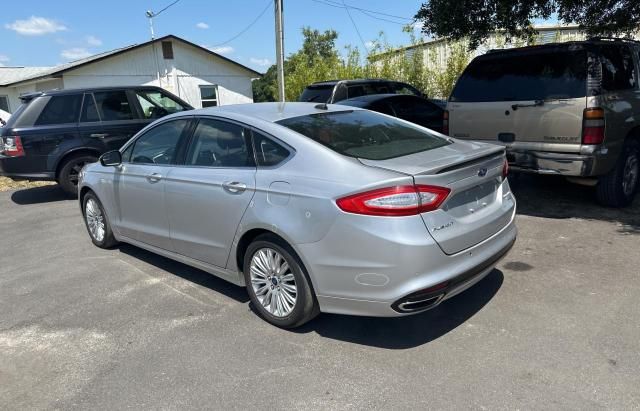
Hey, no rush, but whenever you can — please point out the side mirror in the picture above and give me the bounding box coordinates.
[99,150,122,167]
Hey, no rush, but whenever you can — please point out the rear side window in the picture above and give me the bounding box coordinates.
[35,94,82,125]
[80,94,100,123]
[347,83,392,99]
[186,119,254,167]
[94,91,135,121]
[277,110,450,160]
[451,49,587,102]
[252,131,290,166]
[598,45,636,91]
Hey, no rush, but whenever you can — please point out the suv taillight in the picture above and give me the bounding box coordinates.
[2,136,25,157]
[442,110,449,136]
[336,185,450,217]
[582,108,605,145]
[502,159,509,179]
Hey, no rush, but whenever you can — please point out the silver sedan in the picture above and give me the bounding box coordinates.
[79,102,517,328]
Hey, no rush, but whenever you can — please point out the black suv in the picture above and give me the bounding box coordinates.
[299,79,423,104]
[0,86,192,196]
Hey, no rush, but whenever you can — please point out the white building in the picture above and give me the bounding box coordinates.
[0,34,262,114]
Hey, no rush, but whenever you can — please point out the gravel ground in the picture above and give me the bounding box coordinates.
[0,175,638,410]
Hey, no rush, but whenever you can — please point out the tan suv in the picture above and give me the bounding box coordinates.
[446,38,640,207]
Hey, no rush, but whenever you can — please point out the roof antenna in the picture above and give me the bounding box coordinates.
[315,103,328,110]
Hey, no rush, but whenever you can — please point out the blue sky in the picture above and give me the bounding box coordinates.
[1,0,425,72]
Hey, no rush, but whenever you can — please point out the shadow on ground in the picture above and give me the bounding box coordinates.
[10,185,70,205]
[294,270,504,349]
[511,173,640,234]
[118,244,250,304]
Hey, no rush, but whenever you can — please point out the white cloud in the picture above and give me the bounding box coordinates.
[5,16,67,36]
[60,47,92,60]
[196,22,209,29]
[0,55,9,66]
[86,35,102,46]
[411,21,423,31]
[209,46,234,55]
[365,41,376,49]
[249,57,271,67]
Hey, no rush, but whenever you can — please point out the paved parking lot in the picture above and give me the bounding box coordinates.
[1,175,639,409]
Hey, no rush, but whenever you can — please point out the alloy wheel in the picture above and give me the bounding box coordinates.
[622,152,639,196]
[249,248,297,317]
[85,198,106,242]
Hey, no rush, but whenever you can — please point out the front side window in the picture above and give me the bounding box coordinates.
[200,86,218,108]
[277,109,450,161]
[186,118,253,167]
[129,119,189,165]
[135,90,186,119]
[599,45,636,91]
[450,48,588,102]
[35,94,82,126]
[253,131,290,166]
[94,91,135,121]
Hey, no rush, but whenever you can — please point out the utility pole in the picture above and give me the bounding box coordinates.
[274,0,285,102]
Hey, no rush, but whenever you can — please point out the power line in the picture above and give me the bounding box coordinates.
[314,0,413,22]
[341,0,368,52]
[154,0,180,17]
[209,0,273,47]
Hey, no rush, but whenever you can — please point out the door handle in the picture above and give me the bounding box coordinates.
[222,181,247,194]
[89,133,109,139]
[145,173,162,183]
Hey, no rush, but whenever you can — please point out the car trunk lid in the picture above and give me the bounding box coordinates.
[359,140,515,255]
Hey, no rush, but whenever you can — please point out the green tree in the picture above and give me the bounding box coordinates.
[415,0,640,49]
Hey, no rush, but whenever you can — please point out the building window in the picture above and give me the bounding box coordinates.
[200,85,218,107]
[0,95,9,112]
[162,41,174,59]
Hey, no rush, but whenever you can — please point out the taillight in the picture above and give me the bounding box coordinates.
[582,107,605,145]
[502,159,509,179]
[2,136,25,157]
[442,110,449,136]
[336,185,450,217]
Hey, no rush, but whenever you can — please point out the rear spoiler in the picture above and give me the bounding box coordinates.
[19,92,44,102]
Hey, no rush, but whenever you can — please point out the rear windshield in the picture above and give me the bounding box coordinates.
[299,86,334,103]
[277,110,450,160]
[451,48,587,102]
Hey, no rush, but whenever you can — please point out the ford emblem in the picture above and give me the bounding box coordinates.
[477,168,488,177]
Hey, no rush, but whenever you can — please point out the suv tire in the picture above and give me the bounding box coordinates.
[597,140,639,207]
[58,153,98,197]
[243,234,319,328]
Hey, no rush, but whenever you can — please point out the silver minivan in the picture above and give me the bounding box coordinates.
[447,38,640,207]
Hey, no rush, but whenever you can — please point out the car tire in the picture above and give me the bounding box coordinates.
[596,140,639,207]
[243,234,319,328]
[82,192,118,249]
[58,154,98,197]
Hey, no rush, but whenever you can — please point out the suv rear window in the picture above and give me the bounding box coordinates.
[451,48,587,102]
[277,110,450,160]
[299,85,334,103]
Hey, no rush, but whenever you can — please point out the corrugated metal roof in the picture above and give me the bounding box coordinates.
[0,67,52,86]
[1,35,262,87]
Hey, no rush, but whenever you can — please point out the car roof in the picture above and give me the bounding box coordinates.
[339,93,418,104]
[309,78,403,87]
[183,102,362,123]
[483,38,640,59]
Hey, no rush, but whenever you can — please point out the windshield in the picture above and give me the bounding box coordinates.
[299,86,334,103]
[277,110,450,160]
[451,48,587,102]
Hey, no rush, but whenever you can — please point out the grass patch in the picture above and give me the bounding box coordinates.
[0,177,54,192]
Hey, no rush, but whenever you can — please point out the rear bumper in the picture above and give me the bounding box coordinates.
[0,155,55,181]
[299,192,518,317]
[505,145,610,177]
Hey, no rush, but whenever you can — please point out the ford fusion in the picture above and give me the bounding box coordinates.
[79,103,517,328]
